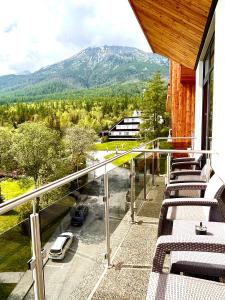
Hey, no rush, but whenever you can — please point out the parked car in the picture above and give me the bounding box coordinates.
[71,205,89,226]
[49,232,73,260]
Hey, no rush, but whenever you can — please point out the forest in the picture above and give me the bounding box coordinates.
[0,95,141,134]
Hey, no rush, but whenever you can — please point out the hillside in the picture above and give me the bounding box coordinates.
[0,46,168,103]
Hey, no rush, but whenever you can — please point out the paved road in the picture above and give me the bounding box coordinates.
[24,167,130,300]
[88,151,117,179]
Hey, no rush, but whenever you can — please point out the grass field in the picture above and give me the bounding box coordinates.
[0,283,16,300]
[104,152,139,166]
[0,225,31,272]
[0,178,34,233]
[0,178,34,200]
[95,140,141,151]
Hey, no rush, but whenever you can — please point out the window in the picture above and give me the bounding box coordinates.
[202,36,214,150]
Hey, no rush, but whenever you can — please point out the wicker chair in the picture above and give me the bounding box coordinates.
[170,164,213,184]
[165,173,223,199]
[158,175,225,236]
[171,153,203,164]
[146,235,225,300]
[171,154,203,171]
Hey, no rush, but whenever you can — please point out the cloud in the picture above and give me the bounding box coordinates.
[0,0,150,75]
[4,22,18,33]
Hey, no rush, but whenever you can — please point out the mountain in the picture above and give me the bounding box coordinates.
[0,46,168,102]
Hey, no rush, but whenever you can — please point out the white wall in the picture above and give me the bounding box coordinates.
[109,131,138,136]
[194,61,203,150]
[116,124,139,130]
[124,118,140,123]
[211,0,225,180]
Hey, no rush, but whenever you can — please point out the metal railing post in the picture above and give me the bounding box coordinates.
[152,143,155,186]
[144,152,147,201]
[30,213,45,300]
[156,139,160,175]
[104,172,111,267]
[191,132,194,150]
[166,153,171,185]
[130,158,135,224]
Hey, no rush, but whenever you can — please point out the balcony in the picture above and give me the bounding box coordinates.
[0,140,217,299]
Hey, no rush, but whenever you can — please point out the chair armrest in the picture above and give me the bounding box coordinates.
[169,179,205,184]
[153,235,225,273]
[170,170,201,178]
[165,182,207,198]
[171,161,200,171]
[172,157,195,163]
[157,198,217,237]
[162,198,218,207]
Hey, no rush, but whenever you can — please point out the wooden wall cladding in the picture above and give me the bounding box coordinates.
[168,60,196,149]
[180,65,196,82]
[129,0,212,69]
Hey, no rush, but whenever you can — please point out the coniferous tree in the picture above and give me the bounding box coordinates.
[140,72,169,140]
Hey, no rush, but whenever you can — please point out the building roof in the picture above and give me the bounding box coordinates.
[129,0,215,69]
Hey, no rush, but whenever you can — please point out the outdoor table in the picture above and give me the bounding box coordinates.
[171,220,225,277]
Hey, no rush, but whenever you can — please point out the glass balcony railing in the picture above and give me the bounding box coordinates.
[0,202,34,299]
[0,142,214,300]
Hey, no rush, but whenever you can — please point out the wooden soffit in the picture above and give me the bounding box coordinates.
[129,0,214,69]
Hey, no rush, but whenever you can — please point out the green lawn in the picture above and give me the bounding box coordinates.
[0,178,34,277]
[104,152,139,166]
[0,212,19,234]
[95,140,141,151]
[0,178,34,234]
[0,177,34,200]
[0,283,16,300]
[0,226,31,272]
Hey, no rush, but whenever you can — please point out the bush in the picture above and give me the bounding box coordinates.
[0,193,4,204]
[101,135,109,143]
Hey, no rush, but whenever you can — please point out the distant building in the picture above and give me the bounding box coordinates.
[108,111,142,140]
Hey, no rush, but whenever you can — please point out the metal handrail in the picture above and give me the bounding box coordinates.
[0,147,215,215]
[145,136,195,146]
[156,136,195,140]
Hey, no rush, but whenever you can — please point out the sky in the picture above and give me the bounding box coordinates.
[0,0,150,76]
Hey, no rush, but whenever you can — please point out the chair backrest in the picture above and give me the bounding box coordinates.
[200,164,213,181]
[204,174,224,199]
[194,153,203,161]
[216,185,225,222]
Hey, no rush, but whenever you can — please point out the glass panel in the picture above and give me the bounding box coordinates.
[209,36,214,69]
[134,153,145,213]
[38,174,107,299]
[204,52,210,79]
[202,36,214,150]
[0,203,34,299]
[208,70,214,146]
[201,83,208,150]
[210,50,214,69]
[145,152,152,197]
[107,153,143,269]
[135,149,166,220]
[107,158,130,255]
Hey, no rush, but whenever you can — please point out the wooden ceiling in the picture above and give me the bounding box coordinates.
[129,0,213,69]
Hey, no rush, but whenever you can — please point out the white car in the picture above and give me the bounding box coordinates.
[49,232,73,260]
